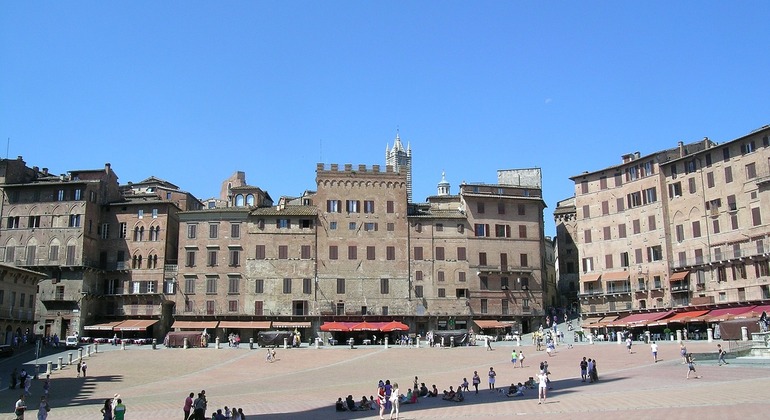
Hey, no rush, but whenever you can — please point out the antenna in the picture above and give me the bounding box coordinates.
[319,139,323,162]
[6,137,9,159]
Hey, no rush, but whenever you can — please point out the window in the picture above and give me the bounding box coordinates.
[386,246,395,260]
[582,205,590,218]
[329,221,337,230]
[647,246,663,262]
[137,209,144,219]
[480,276,488,290]
[348,245,357,260]
[580,181,588,194]
[303,278,312,294]
[669,182,682,198]
[603,226,611,240]
[329,245,338,260]
[676,224,684,242]
[479,252,487,266]
[187,224,197,239]
[337,278,346,294]
[228,276,240,294]
[477,202,485,213]
[255,279,264,294]
[633,219,641,234]
[582,257,594,272]
[517,204,525,215]
[584,229,592,243]
[644,187,657,204]
[601,201,609,215]
[752,207,762,227]
[228,300,238,312]
[414,247,423,260]
[49,245,59,262]
[415,270,423,281]
[206,277,217,294]
[415,285,423,298]
[480,299,488,314]
[474,224,489,237]
[151,208,158,218]
[348,222,356,230]
[731,213,739,230]
[500,253,508,270]
[209,223,219,239]
[725,166,733,183]
[68,214,81,227]
[706,172,715,188]
[600,177,608,190]
[618,223,627,238]
[497,202,505,214]
[438,288,446,298]
[231,223,240,238]
[255,245,266,260]
[386,201,394,213]
[119,222,127,239]
[299,219,313,229]
[99,223,109,239]
[364,222,377,231]
[380,278,389,294]
[207,250,217,266]
[435,223,443,231]
[437,271,445,282]
[283,278,292,294]
[278,245,288,259]
[327,200,341,213]
[457,247,466,261]
[414,222,422,233]
[742,141,756,154]
[185,250,196,267]
[229,249,240,267]
[648,215,656,231]
[518,225,527,238]
[746,163,757,179]
[206,301,215,315]
[277,219,290,229]
[692,221,701,238]
[301,245,311,260]
[688,178,696,194]
[520,253,528,267]
[620,252,629,267]
[387,223,394,231]
[435,247,445,260]
[184,277,196,294]
[56,189,65,201]
[364,200,375,213]
[458,272,466,282]
[346,200,360,213]
[713,219,720,234]
[628,191,642,208]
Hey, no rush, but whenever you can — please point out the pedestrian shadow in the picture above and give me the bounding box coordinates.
[44,374,125,408]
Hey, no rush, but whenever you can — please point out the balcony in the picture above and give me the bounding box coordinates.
[38,291,80,303]
[605,287,633,295]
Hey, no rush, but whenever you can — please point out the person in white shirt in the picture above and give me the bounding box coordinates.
[651,342,659,363]
[537,371,549,404]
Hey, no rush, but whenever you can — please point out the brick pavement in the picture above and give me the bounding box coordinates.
[1,339,768,419]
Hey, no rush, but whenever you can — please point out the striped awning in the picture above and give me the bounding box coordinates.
[171,320,220,329]
[218,321,272,329]
[84,321,123,331]
[271,321,312,328]
[114,319,158,331]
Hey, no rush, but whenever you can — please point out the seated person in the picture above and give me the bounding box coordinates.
[345,395,357,411]
[358,396,371,410]
[442,386,456,400]
[419,383,429,397]
[401,389,413,403]
[335,397,347,411]
[524,377,536,389]
[452,389,464,402]
[506,383,524,397]
[429,384,439,397]
[409,389,419,404]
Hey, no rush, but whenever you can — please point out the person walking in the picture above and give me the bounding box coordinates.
[717,344,729,366]
[686,354,700,379]
[36,396,50,420]
[580,357,588,382]
[625,336,633,354]
[651,341,659,363]
[537,369,548,404]
[519,350,525,368]
[680,342,688,364]
[113,398,126,420]
[15,394,26,420]
[81,361,88,377]
[472,371,480,394]
[77,361,82,377]
[184,392,194,420]
[511,349,518,367]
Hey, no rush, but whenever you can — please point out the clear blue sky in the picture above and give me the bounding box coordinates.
[2,2,769,236]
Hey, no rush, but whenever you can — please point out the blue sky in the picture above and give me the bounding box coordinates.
[2,2,769,236]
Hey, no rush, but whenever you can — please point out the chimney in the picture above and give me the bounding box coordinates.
[32,166,39,172]
[42,168,48,175]
[678,141,684,158]
[105,163,111,172]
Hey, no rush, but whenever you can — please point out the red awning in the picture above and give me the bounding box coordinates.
[669,271,690,281]
[608,311,673,327]
[350,321,381,331]
[320,322,358,332]
[84,321,123,331]
[114,319,159,332]
[659,310,710,324]
[474,320,508,329]
[171,321,220,329]
[704,306,756,322]
[218,321,272,329]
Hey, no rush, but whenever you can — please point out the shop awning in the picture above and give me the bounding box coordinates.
[603,271,630,282]
[218,321,272,329]
[580,317,603,327]
[380,321,409,332]
[84,321,123,331]
[592,316,619,328]
[350,321,382,331]
[171,320,220,329]
[608,311,673,327]
[580,273,602,282]
[736,305,770,319]
[271,321,312,329]
[114,319,159,332]
[655,310,710,325]
[320,321,356,332]
[474,320,509,329]
[669,271,690,281]
[705,306,757,322]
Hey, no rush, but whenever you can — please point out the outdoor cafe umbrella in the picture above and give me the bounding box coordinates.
[380,321,409,332]
[350,321,380,331]
[320,322,351,332]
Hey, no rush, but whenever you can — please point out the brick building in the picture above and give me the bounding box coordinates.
[569,125,770,327]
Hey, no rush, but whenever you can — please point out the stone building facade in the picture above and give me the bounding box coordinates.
[569,126,770,319]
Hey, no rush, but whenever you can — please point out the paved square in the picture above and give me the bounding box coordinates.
[2,339,769,419]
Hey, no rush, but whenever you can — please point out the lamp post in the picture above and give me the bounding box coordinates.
[34,338,41,379]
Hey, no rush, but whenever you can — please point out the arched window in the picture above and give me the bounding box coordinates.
[137,255,143,269]
[246,194,255,206]
[132,255,138,269]
[235,194,244,207]
[133,227,140,241]
[139,226,145,241]
[153,254,158,268]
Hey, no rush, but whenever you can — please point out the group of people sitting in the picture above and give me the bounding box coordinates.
[335,395,376,411]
